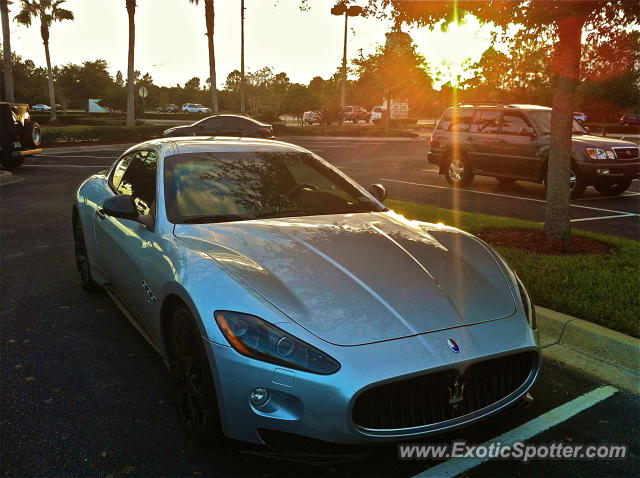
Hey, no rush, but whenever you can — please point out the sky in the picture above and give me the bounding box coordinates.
[5,0,495,89]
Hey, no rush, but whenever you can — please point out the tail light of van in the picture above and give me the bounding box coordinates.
[429,136,439,148]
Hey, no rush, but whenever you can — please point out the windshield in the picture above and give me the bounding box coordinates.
[164,151,385,223]
[528,111,588,135]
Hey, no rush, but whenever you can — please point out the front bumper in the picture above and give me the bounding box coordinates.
[204,314,540,447]
[578,161,640,182]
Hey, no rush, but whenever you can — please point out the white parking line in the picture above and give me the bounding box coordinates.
[576,192,640,201]
[570,214,636,223]
[413,385,618,478]
[381,179,640,217]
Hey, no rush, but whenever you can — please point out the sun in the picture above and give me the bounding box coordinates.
[411,13,494,90]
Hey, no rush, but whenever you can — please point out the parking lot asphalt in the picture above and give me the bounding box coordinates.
[1,139,639,477]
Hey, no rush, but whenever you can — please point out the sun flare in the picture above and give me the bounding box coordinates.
[412,13,494,91]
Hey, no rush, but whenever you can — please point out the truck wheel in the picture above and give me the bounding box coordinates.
[1,152,24,170]
[20,121,42,148]
[594,179,632,196]
[445,153,474,187]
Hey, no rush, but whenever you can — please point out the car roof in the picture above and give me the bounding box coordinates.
[455,104,551,111]
[129,137,310,157]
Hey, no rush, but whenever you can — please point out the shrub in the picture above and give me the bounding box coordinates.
[41,125,167,144]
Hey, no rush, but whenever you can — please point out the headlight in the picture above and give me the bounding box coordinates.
[515,275,536,330]
[214,311,341,374]
[585,148,610,160]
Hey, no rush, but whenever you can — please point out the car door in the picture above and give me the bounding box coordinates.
[491,112,540,179]
[216,117,247,136]
[464,109,500,172]
[93,149,161,328]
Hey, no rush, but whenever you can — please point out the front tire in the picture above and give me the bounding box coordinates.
[594,179,632,196]
[444,153,474,187]
[73,211,99,292]
[168,306,223,447]
[543,166,587,199]
[21,121,42,148]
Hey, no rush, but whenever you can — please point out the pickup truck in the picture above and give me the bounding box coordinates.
[0,102,42,169]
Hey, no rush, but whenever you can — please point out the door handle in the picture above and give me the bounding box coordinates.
[96,208,105,220]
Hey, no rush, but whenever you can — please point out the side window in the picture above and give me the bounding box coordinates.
[501,113,531,135]
[449,109,475,132]
[111,153,134,190]
[227,117,251,129]
[116,150,158,216]
[200,117,222,130]
[472,110,500,134]
[437,109,453,130]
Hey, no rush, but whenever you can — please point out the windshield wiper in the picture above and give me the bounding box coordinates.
[181,214,254,224]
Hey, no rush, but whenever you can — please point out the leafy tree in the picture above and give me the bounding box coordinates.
[0,52,48,103]
[1,0,14,101]
[15,0,74,122]
[125,0,135,126]
[189,0,218,113]
[281,83,320,124]
[366,0,640,240]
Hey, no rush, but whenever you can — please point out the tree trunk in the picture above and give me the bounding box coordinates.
[41,24,57,123]
[544,16,585,241]
[205,0,218,114]
[126,1,136,127]
[1,0,14,102]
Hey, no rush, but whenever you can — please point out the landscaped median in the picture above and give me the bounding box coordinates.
[385,199,640,338]
[41,124,168,145]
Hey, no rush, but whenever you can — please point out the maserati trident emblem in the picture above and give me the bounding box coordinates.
[447,375,466,409]
[447,338,460,353]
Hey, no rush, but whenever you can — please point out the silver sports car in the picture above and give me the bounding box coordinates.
[73,137,540,451]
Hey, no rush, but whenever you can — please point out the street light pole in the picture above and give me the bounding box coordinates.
[240,0,246,115]
[341,11,348,113]
[331,3,362,125]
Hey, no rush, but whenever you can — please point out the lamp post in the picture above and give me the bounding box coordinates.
[331,3,362,122]
[240,0,246,115]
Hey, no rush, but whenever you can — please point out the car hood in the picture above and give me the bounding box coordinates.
[571,134,638,148]
[174,212,516,345]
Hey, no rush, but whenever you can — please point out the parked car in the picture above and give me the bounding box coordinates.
[618,114,640,126]
[302,111,322,125]
[428,104,640,197]
[157,104,179,113]
[370,106,384,125]
[73,136,540,452]
[163,114,274,138]
[0,102,43,169]
[573,111,587,123]
[343,105,370,123]
[31,104,51,112]
[182,103,211,114]
[55,104,65,111]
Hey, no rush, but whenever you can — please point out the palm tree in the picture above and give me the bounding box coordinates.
[189,0,218,113]
[1,0,15,102]
[125,0,135,127]
[15,0,73,123]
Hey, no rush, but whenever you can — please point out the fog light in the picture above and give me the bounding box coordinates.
[597,169,610,175]
[250,387,270,407]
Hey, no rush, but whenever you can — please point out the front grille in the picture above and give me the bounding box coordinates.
[613,147,640,160]
[352,351,536,430]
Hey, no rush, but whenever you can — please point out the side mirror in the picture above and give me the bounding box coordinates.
[101,195,155,230]
[101,195,138,220]
[519,126,536,137]
[369,183,387,202]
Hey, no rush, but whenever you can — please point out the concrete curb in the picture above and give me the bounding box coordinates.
[536,306,639,394]
[280,135,424,142]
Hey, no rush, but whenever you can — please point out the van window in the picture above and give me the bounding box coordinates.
[472,110,500,134]
[437,108,474,132]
